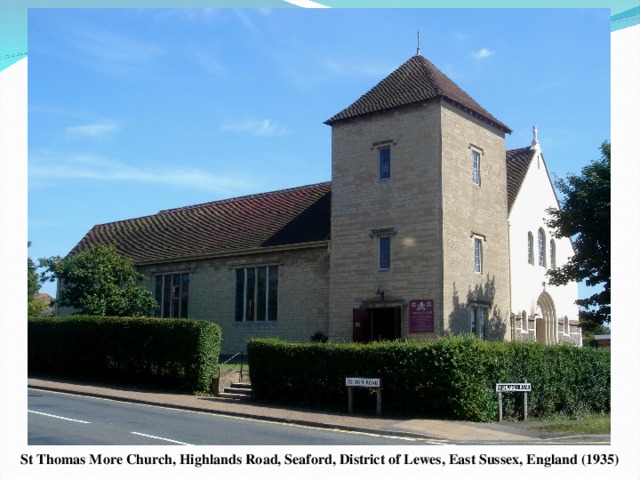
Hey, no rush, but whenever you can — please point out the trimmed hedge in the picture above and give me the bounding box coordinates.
[247,336,610,421]
[29,316,221,392]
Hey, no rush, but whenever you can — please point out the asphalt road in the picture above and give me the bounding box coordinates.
[28,389,432,446]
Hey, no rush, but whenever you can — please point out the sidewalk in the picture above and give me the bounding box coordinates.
[28,376,609,445]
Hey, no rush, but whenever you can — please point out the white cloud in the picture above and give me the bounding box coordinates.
[29,153,252,193]
[55,23,165,77]
[72,27,163,64]
[220,119,289,137]
[66,120,120,140]
[472,48,495,60]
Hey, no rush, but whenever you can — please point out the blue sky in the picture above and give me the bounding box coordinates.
[28,8,611,297]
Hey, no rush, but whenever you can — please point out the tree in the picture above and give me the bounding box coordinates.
[28,241,51,316]
[28,242,41,300]
[40,244,158,317]
[545,141,610,331]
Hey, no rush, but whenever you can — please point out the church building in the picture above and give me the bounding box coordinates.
[66,53,581,354]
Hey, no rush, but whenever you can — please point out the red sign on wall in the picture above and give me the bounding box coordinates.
[409,299,434,333]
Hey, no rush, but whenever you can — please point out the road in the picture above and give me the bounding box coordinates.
[28,389,432,445]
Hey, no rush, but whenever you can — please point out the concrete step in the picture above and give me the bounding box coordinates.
[229,382,252,391]
[218,382,252,400]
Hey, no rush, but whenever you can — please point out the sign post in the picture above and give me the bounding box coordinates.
[495,380,531,421]
[346,377,382,416]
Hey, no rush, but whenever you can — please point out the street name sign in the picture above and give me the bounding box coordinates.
[345,377,381,387]
[496,383,531,392]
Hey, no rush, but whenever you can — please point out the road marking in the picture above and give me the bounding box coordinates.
[130,431,193,445]
[28,410,90,424]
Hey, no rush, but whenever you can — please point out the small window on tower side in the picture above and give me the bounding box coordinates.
[379,235,391,271]
[472,150,481,186]
[379,146,391,181]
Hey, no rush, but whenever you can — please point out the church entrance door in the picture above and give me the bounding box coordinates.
[352,307,401,342]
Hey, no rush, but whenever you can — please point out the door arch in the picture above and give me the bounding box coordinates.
[535,291,557,345]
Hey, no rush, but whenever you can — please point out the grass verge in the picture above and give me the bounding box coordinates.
[530,413,610,435]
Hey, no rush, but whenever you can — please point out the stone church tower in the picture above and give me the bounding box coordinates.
[325,53,513,342]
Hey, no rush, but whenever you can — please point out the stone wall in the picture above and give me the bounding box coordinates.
[328,99,511,342]
[140,244,330,355]
[440,102,511,340]
[328,102,444,342]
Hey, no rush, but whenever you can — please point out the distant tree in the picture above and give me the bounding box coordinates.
[582,324,611,349]
[28,242,47,316]
[545,141,610,331]
[28,242,41,298]
[40,244,158,317]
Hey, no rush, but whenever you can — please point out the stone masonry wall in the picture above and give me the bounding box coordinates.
[140,245,330,355]
[440,103,512,340]
[329,102,445,341]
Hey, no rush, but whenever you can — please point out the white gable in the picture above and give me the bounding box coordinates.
[508,135,579,343]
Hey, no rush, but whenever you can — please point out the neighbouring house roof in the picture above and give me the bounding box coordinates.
[33,292,56,316]
[71,182,332,264]
[505,146,536,213]
[325,54,511,133]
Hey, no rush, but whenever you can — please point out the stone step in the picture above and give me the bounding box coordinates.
[229,382,252,390]
[218,391,252,400]
[218,382,252,400]
[224,386,252,395]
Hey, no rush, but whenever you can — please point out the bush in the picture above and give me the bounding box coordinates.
[247,336,610,421]
[29,316,221,393]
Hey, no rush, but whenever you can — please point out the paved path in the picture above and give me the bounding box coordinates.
[28,377,609,445]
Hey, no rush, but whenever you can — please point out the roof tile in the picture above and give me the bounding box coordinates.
[325,55,511,133]
[506,146,536,212]
[71,182,331,263]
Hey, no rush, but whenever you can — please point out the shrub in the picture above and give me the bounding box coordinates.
[247,336,610,421]
[28,316,221,393]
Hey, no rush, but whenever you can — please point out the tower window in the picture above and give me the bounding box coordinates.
[472,150,481,185]
[379,235,391,270]
[470,306,486,339]
[474,237,483,273]
[379,146,391,180]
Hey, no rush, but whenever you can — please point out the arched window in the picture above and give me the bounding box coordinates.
[527,232,534,265]
[538,228,546,267]
[550,239,556,269]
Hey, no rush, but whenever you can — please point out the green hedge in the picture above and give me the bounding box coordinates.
[247,336,610,421]
[29,316,221,392]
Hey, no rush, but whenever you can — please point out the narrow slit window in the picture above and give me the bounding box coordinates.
[472,150,481,185]
[379,146,391,180]
[474,237,483,273]
[379,235,391,270]
[538,228,546,267]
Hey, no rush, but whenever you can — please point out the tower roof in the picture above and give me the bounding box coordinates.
[325,54,511,133]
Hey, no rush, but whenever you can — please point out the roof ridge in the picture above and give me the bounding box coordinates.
[158,181,331,214]
[84,181,331,230]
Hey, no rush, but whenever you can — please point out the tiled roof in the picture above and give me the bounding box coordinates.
[325,55,511,133]
[506,146,536,213]
[71,182,331,264]
[73,147,537,264]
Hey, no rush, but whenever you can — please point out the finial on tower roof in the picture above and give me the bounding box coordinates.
[417,31,421,56]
